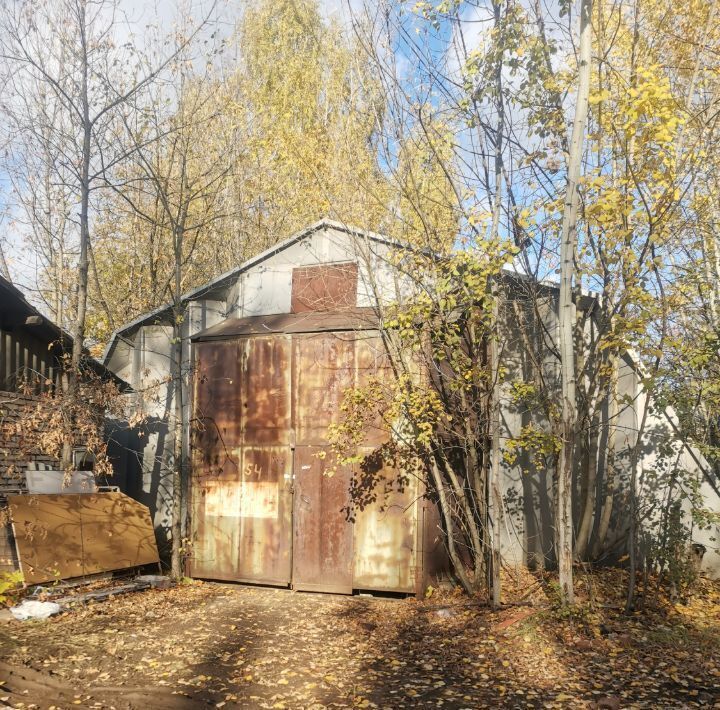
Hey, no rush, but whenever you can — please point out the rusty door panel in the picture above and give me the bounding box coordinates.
[292,446,353,593]
[236,446,292,585]
[191,339,245,581]
[291,262,358,313]
[190,453,242,580]
[294,333,355,445]
[352,448,418,593]
[194,340,243,462]
[355,335,393,446]
[243,336,291,446]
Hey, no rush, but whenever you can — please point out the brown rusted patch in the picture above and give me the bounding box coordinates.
[291,262,358,313]
[292,446,353,593]
[355,335,394,446]
[193,340,242,466]
[190,451,241,580]
[243,336,292,446]
[293,333,356,446]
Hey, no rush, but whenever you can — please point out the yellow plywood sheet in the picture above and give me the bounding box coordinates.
[76,494,160,577]
[8,493,159,584]
[7,494,83,583]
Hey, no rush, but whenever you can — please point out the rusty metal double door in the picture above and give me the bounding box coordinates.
[192,333,356,592]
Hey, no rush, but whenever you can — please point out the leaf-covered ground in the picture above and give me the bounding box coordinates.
[0,570,718,709]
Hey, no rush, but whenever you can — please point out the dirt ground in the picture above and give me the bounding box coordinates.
[0,573,719,709]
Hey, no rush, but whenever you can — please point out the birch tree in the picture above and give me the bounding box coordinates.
[556,0,593,605]
[86,0,389,346]
[0,0,211,465]
[116,72,232,578]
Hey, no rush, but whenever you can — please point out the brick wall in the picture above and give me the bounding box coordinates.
[0,389,59,490]
[0,390,60,575]
[0,522,18,574]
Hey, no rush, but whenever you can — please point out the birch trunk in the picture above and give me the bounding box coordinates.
[65,1,91,470]
[488,0,506,609]
[556,0,593,605]
[171,221,185,580]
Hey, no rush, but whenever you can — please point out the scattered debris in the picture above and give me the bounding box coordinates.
[4,575,175,623]
[9,600,61,621]
[493,608,537,632]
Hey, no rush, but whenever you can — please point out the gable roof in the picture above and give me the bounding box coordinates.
[0,274,78,348]
[102,218,402,364]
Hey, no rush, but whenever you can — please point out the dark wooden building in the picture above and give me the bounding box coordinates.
[0,275,128,573]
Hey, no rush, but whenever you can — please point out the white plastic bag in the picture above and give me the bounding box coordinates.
[10,600,62,621]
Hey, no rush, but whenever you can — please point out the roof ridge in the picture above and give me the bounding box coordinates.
[102,219,400,363]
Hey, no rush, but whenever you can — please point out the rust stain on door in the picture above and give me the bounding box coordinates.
[294,333,355,446]
[191,340,244,580]
[236,446,292,584]
[191,325,428,594]
[243,336,291,445]
[351,448,418,593]
[191,337,292,584]
[292,446,353,593]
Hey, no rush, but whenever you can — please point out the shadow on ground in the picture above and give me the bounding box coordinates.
[0,575,718,708]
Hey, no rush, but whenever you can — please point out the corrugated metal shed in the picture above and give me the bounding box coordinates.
[189,307,443,595]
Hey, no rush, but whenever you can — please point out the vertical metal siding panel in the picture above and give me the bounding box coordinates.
[243,337,291,446]
[292,446,353,593]
[190,340,243,580]
[236,446,292,584]
[353,334,419,593]
[193,453,242,580]
[294,333,355,446]
[292,332,357,592]
[236,335,293,584]
[355,334,393,446]
[352,451,418,593]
